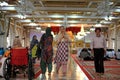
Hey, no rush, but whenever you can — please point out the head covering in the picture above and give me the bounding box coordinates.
[30,35,38,50]
[32,35,37,40]
[45,27,51,37]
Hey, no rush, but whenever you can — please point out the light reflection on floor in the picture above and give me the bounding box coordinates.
[36,57,89,80]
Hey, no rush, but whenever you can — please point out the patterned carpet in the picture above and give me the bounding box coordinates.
[34,60,41,79]
[0,60,41,80]
[71,54,120,80]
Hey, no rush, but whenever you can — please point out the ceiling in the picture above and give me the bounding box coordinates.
[0,0,120,29]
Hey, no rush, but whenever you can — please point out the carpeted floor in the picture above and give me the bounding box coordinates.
[34,60,42,79]
[71,54,120,80]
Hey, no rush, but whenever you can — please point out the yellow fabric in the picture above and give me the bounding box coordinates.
[32,45,37,57]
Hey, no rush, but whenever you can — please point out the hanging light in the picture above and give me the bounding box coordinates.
[18,13,26,19]
[0,1,8,6]
[105,15,112,21]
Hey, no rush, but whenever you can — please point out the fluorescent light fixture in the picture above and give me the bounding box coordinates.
[54,20,63,23]
[113,9,120,12]
[95,23,102,27]
[104,16,112,21]
[86,12,91,14]
[36,27,41,30]
[109,2,114,5]
[69,15,78,18]
[102,21,112,24]
[50,15,64,18]
[109,16,112,21]
[29,23,38,26]
[18,14,26,19]
[68,20,78,23]
[17,19,31,22]
[18,0,22,3]
[0,1,8,6]
[105,16,109,21]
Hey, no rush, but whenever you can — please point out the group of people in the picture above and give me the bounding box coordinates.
[30,27,107,78]
[13,27,107,79]
[30,26,70,79]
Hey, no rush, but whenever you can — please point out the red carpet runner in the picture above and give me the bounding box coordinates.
[71,54,120,80]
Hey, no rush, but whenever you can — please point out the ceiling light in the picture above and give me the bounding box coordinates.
[29,23,38,26]
[54,20,63,23]
[86,12,91,14]
[68,20,78,23]
[36,27,41,30]
[50,15,64,18]
[18,0,22,3]
[95,23,102,27]
[0,1,8,6]
[104,15,112,21]
[109,2,114,5]
[18,14,26,19]
[68,14,79,18]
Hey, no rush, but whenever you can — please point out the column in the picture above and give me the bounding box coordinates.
[3,17,9,48]
[114,23,117,52]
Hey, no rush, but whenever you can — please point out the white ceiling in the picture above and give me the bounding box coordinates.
[0,0,120,28]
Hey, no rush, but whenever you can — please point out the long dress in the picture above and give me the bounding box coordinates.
[54,32,70,64]
[54,41,69,64]
[41,34,53,63]
[40,34,53,74]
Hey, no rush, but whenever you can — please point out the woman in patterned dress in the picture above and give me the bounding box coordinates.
[54,26,70,75]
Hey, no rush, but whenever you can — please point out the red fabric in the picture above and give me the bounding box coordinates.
[51,26,60,33]
[10,48,28,66]
[51,26,81,34]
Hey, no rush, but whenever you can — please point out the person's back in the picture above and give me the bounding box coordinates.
[40,33,53,63]
[80,51,90,58]
[40,27,53,79]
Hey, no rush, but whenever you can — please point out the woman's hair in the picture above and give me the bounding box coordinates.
[60,26,66,31]
[95,28,101,32]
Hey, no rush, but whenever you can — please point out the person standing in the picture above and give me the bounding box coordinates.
[40,27,53,79]
[91,28,106,75]
[54,26,70,75]
[30,35,38,63]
